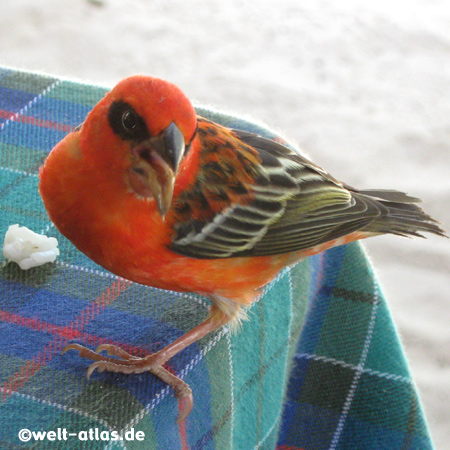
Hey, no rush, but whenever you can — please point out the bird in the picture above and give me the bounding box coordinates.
[38,75,445,422]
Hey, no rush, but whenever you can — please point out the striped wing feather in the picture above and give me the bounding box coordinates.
[169,123,444,259]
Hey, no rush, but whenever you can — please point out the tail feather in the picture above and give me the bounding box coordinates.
[357,189,421,203]
[355,189,446,238]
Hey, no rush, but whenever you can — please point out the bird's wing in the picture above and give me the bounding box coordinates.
[169,121,382,259]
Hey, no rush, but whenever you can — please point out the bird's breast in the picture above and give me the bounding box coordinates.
[39,137,293,302]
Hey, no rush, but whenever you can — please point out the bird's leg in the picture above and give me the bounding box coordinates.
[63,301,236,421]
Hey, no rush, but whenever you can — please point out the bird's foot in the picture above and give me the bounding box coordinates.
[63,343,193,422]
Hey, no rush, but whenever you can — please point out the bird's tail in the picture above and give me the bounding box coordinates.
[356,189,446,238]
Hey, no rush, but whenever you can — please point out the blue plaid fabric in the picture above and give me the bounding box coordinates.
[0,67,434,449]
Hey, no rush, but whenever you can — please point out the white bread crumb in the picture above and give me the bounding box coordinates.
[3,224,60,270]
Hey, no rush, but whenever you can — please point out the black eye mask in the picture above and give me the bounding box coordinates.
[108,100,150,142]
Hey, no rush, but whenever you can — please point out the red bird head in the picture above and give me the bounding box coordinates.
[79,75,198,217]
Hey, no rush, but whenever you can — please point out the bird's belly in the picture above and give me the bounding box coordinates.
[120,250,292,305]
[56,210,279,303]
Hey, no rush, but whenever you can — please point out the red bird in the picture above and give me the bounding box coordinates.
[39,75,445,421]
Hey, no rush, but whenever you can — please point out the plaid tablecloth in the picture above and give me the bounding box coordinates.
[0,67,434,449]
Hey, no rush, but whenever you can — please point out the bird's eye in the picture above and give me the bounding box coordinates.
[108,101,150,142]
[122,110,137,131]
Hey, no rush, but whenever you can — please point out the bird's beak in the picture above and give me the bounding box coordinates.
[129,122,185,217]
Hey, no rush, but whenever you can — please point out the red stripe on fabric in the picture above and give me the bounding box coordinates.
[0,308,152,356]
[1,278,132,401]
[178,414,190,450]
[0,109,75,133]
[276,446,306,450]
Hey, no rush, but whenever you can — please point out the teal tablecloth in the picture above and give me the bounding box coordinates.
[0,67,434,449]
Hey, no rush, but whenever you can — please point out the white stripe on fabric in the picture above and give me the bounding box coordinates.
[253,415,280,450]
[0,82,63,179]
[295,352,411,385]
[0,166,39,178]
[328,280,380,450]
[253,266,295,450]
[0,79,61,132]
[226,331,235,449]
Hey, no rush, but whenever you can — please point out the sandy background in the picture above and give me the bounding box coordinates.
[1,0,449,446]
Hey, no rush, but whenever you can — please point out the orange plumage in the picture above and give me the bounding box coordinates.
[39,75,444,421]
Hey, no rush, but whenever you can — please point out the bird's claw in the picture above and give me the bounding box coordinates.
[85,359,142,379]
[62,342,193,422]
[174,380,193,423]
[95,344,138,359]
[63,343,102,360]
